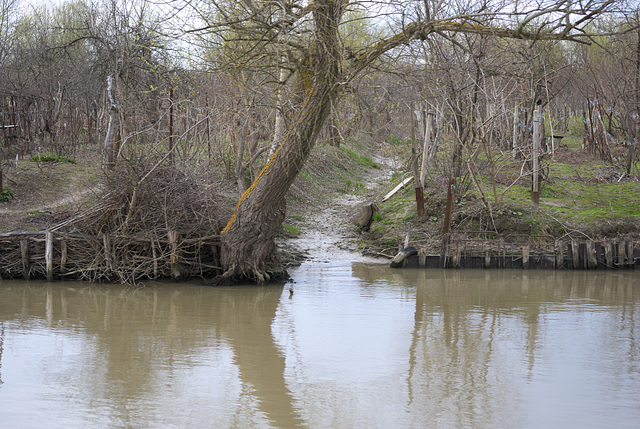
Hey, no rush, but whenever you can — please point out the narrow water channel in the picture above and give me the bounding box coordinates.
[0,264,638,428]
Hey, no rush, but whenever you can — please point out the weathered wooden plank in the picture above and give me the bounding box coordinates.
[168,230,181,280]
[603,241,613,269]
[151,238,159,279]
[60,240,68,274]
[484,244,491,269]
[382,176,414,202]
[571,240,579,269]
[20,239,29,279]
[555,240,565,269]
[615,240,624,267]
[45,231,53,282]
[627,241,635,268]
[418,248,427,267]
[586,240,597,269]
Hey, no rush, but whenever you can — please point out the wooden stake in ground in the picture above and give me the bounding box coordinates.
[532,102,542,209]
[20,239,29,279]
[411,148,424,218]
[169,86,174,165]
[45,231,53,282]
[443,177,455,234]
[513,101,519,158]
[410,104,424,218]
[102,76,119,170]
[419,111,434,188]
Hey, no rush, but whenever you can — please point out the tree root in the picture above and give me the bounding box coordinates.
[210,265,290,286]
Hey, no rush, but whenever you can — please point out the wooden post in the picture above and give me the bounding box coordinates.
[484,244,491,268]
[103,76,118,170]
[586,240,597,269]
[603,241,613,268]
[411,148,424,218]
[627,241,635,268]
[103,233,113,273]
[410,104,425,218]
[443,177,455,234]
[513,101,518,158]
[616,240,626,267]
[439,235,449,268]
[532,104,542,209]
[45,231,53,282]
[571,239,579,269]
[555,240,565,269]
[20,239,30,279]
[522,245,530,269]
[60,240,68,275]
[169,86,174,164]
[419,112,434,187]
[168,230,181,280]
[418,248,427,267]
[85,93,92,145]
[151,238,158,279]
[453,247,461,268]
[205,93,211,161]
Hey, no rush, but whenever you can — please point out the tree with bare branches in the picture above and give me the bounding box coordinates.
[179,0,622,283]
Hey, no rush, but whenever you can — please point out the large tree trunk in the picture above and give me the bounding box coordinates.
[218,0,344,284]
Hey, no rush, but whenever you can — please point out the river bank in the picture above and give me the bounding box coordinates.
[1,136,639,275]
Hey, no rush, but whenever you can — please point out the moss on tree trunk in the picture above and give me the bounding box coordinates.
[218,0,343,284]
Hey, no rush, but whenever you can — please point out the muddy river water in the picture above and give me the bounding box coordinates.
[0,263,638,428]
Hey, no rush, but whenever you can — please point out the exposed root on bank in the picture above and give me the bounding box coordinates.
[211,264,290,286]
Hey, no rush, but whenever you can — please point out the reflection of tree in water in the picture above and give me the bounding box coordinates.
[351,266,640,427]
[1,270,638,426]
[0,283,304,428]
[0,324,4,386]
[403,270,527,426]
[214,286,306,428]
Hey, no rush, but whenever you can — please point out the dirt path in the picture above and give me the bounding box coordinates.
[0,186,99,215]
[0,160,101,231]
[284,155,395,264]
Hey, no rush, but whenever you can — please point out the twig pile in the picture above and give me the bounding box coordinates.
[1,162,231,284]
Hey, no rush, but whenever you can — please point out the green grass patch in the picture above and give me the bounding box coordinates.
[340,147,380,169]
[566,115,586,136]
[31,153,77,164]
[0,188,13,202]
[386,135,411,146]
[282,223,301,236]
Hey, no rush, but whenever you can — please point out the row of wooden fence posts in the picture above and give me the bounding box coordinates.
[438,237,636,269]
[17,230,184,282]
